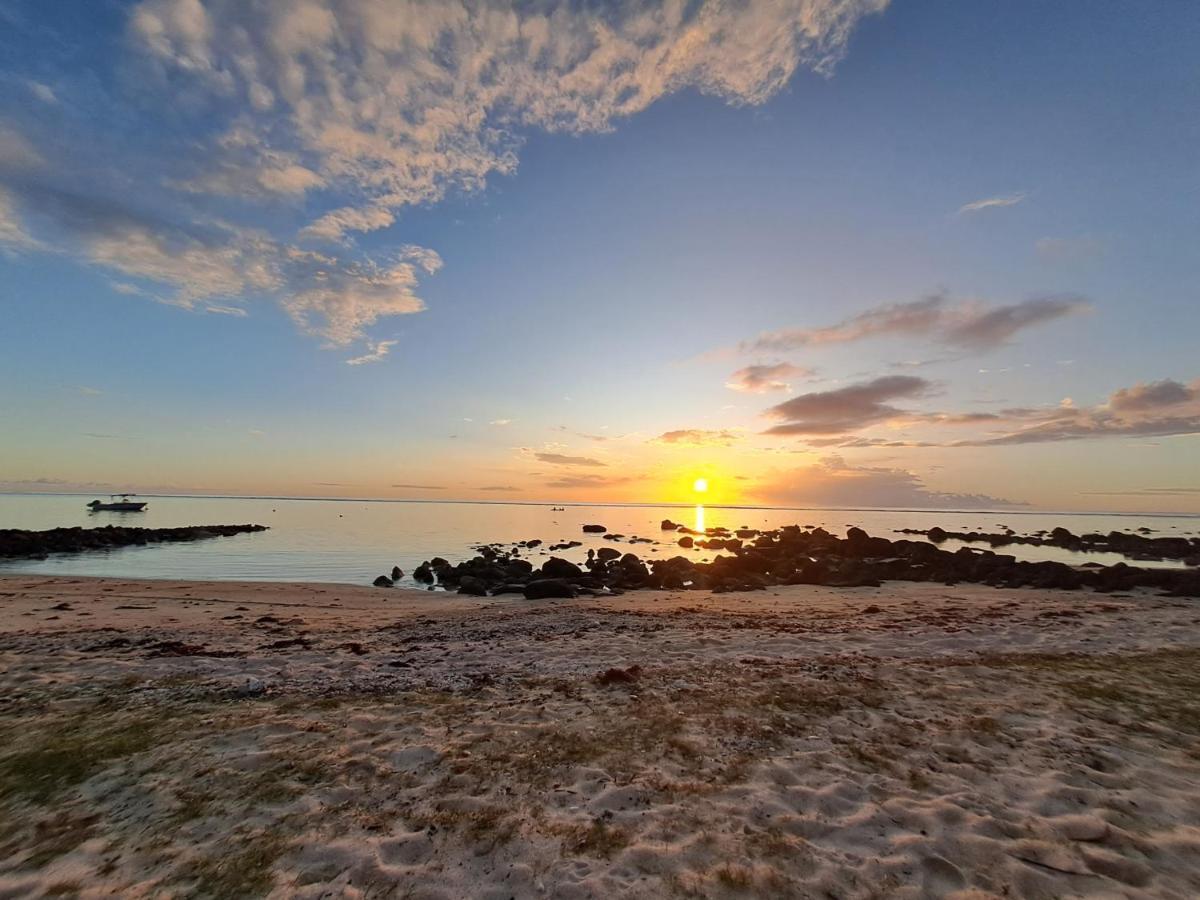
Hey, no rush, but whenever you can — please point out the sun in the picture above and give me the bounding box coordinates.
[692,478,709,494]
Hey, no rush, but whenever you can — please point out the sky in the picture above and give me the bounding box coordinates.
[0,0,1197,512]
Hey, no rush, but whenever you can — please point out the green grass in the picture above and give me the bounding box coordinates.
[0,714,168,805]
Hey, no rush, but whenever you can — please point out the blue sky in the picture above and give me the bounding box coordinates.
[1,0,1197,511]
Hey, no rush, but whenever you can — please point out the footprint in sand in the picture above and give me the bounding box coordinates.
[921,855,966,896]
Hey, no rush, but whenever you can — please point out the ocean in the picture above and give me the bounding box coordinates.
[1,494,1195,587]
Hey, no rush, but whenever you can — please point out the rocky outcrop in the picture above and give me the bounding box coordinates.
[899,526,1200,562]
[0,524,269,559]
[393,525,1200,598]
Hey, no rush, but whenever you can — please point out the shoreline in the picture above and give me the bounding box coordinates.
[2,575,1199,897]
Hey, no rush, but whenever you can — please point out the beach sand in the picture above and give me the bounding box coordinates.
[1,575,1198,898]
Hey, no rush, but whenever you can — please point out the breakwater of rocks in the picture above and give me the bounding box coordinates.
[0,524,269,560]
[373,523,1200,599]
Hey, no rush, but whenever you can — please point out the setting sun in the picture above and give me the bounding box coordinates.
[692,478,709,494]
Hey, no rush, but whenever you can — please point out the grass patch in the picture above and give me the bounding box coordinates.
[24,811,99,868]
[180,830,287,898]
[559,818,632,858]
[977,648,1200,737]
[0,712,171,805]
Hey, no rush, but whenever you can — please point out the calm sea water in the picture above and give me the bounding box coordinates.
[1,494,1196,587]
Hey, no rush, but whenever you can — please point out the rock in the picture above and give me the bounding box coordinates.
[412,562,434,583]
[927,526,948,543]
[582,524,607,533]
[678,536,694,548]
[595,665,642,685]
[523,579,575,599]
[391,566,403,581]
[233,677,266,698]
[596,547,621,563]
[457,576,489,596]
[661,519,680,530]
[541,557,583,578]
[372,575,394,587]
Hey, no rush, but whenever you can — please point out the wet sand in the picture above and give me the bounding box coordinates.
[2,575,1199,898]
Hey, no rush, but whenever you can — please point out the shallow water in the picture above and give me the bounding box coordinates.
[0,494,1195,587]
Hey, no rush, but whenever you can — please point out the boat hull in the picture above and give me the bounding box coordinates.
[89,503,148,511]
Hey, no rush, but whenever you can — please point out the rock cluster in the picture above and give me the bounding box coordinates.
[901,526,1200,564]
[396,524,1200,598]
[0,524,269,559]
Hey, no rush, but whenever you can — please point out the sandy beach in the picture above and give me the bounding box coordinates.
[0,576,1197,898]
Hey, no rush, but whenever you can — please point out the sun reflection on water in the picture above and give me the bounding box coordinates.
[694,504,705,533]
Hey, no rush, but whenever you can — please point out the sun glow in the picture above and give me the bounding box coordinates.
[692,478,708,493]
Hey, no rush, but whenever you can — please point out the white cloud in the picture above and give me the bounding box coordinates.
[27,81,58,104]
[958,191,1027,214]
[345,338,398,365]
[205,304,248,316]
[0,185,38,249]
[131,0,889,240]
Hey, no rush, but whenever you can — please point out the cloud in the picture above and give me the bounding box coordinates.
[130,0,887,240]
[743,294,1090,355]
[1109,379,1194,412]
[654,429,741,447]
[26,81,58,104]
[345,338,397,365]
[535,452,606,467]
[545,473,636,490]
[205,304,248,317]
[726,362,814,393]
[490,419,513,427]
[941,296,1089,350]
[955,378,1200,446]
[756,455,1022,509]
[0,170,442,347]
[4,0,888,355]
[763,375,931,435]
[478,485,520,492]
[391,483,447,490]
[169,125,325,197]
[0,184,38,250]
[958,192,1027,214]
[78,386,103,396]
[804,436,937,448]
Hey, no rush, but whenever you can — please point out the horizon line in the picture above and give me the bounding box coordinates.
[2,491,1197,520]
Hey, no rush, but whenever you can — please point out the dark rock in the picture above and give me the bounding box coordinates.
[373,575,394,587]
[523,579,576,599]
[678,536,694,548]
[582,524,607,533]
[457,576,489,596]
[595,665,642,685]
[391,566,403,581]
[0,523,269,559]
[541,557,583,579]
[661,519,680,530]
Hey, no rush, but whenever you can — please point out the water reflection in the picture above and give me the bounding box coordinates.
[694,504,705,533]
